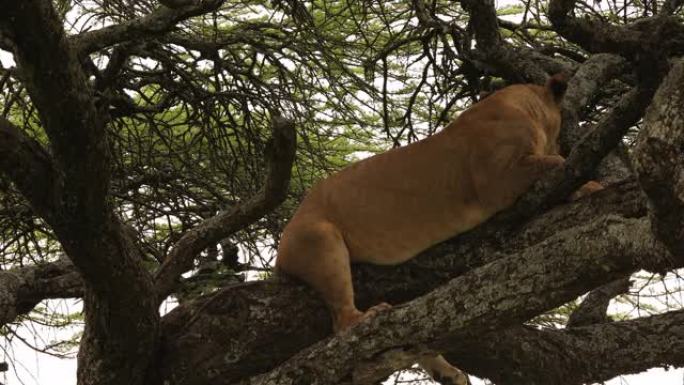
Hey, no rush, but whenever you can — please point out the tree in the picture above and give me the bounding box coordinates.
[0,0,683,384]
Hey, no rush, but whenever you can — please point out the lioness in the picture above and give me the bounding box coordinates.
[277,74,593,384]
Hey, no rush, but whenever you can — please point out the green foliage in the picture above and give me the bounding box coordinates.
[497,4,525,16]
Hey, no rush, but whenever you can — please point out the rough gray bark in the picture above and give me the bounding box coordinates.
[447,309,684,385]
[153,180,659,385]
[559,53,633,185]
[71,0,230,54]
[566,277,631,328]
[1,3,159,384]
[634,59,684,257]
[249,216,665,385]
[0,259,81,325]
[186,215,672,385]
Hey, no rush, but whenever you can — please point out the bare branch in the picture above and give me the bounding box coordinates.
[0,260,82,326]
[448,310,684,385]
[0,0,110,228]
[460,0,561,83]
[154,116,297,300]
[548,0,684,58]
[634,59,684,257]
[0,117,57,220]
[496,18,554,32]
[1,4,160,385]
[71,0,228,55]
[561,53,628,148]
[558,54,634,186]
[566,277,631,327]
[548,0,643,56]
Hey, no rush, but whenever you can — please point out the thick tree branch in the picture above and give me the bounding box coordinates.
[247,216,671,385]
[71,0,228,55]
[460,0,557,83]
[448,310,684,385]
[153,180,648,385]
[154,116,297,301]
[549,0,684,58]
[0,4,119,267]
[559,54,634,186]
[566,277,631,327]
[634,59,684,257]
[0,117,57,219]
[548,0,643,57]
[559,53,628,153]
[1,3,159,385]
[0,260,82,326]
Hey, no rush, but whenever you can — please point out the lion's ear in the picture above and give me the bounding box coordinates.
[546,72,568,102]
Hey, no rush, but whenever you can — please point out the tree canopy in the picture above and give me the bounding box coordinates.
[0,0,683,384]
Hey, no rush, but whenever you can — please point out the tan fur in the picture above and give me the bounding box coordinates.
[277,75,589,383]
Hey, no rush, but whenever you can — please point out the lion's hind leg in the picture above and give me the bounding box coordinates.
[418,355,470,385]
[276,219,368,332]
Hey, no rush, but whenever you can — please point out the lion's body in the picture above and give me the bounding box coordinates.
[276,76,573,385]
[283,89,559,266]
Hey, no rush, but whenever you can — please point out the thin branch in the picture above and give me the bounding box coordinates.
[154,116,297,301]
[496,18,554,32]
